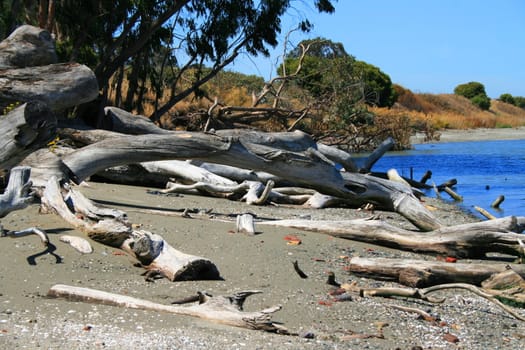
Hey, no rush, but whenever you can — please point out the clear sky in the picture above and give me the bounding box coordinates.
[230,0,525,98]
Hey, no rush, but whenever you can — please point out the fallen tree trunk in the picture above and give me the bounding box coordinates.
[27,130,441,231]
[48,284,289,333]
[40,176,221,281]
[0,101,56,170]
[347,257,525,287]
[0,25,57,69]
[259,216,525,258]
[0,63,98,111]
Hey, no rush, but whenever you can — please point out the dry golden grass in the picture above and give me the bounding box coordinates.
[385,92,525,130]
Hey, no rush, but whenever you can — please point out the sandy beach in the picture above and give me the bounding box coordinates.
[411,126,525,144]
[1,128,525,349]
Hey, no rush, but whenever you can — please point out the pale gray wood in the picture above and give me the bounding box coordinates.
[0,25,57,69]
[259,216,524,258]
[347,257,525,287]
[0,101,56,170]
[0,63,98,111]
[36,131,440,231]
[48,284,288,333]
[0,166,33,218]
[41,176,220,281]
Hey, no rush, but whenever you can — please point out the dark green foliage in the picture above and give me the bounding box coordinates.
[499,93,525,109]
[514,96,525,109]
[499,93,515,105]
[471,94,491,110]
[354,61,397,107]
[454,82,491,110]
[454,81,487,99]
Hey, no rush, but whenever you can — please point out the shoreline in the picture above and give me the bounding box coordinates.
[411,126,525,144]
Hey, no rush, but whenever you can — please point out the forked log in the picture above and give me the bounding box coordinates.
[48,284,289,333]
[258,216,525,258]
[0,101,56,170]
[347,257,525,287]
[40,176,220,281]
[27,130,441,231]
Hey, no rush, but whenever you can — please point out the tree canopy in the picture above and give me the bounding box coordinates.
[454,81,491,110]
[1,0,336,124]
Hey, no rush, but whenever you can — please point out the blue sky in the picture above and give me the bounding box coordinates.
[230,0,525,98]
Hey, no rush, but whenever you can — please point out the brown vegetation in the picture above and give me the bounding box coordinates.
[389,85,525,130]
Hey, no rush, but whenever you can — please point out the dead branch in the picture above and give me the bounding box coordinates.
[47,284,290,333]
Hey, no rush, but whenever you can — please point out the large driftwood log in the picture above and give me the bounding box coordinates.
[0,101,57,170]
[40,176,220,281]
[259,216,525,258]
[0,63,99,111]
[27,130,441,231]
[0,25,57,69]
[347,257,525,287]
[48,284,289,333]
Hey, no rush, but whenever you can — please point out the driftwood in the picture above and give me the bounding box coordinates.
[25,130,441,231]
[0,101,57,170]
[346,257,525,287]
[40,176,221,281]
[259,216,525,258]
[360,282,525,322]
[0,63,99,111]
[48,284,289,333]
[0,166,34,218]
[0,25,57,69]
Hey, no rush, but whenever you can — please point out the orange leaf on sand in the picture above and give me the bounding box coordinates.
[283,234,301,245]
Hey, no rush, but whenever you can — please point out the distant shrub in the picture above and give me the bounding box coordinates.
[454,82,490,110]
[499,93,516,105]
[513,96,525,109]
[454,81,487,99]
[471,94,491,110]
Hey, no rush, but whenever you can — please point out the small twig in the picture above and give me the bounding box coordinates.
[293,260,308,279]
[386,303,437,322]
[420,283,525,322]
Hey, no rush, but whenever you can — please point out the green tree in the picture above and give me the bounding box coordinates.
[354,60,396,107]
[499,93,516,105]
[513,96,525,109]
[4,1,336,125]
[454,81,491,110]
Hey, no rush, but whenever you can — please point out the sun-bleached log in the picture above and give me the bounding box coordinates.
[40,176,220,281]
[0,25,57,69]
[259,216,524,258]
[0,63,98,111]
[27,130,441,231]
[48,284,289,333]
[347,257,525,287]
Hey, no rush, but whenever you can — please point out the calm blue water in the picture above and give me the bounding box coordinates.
[362,139,525,219]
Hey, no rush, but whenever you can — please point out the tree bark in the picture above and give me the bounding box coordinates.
[0,63,98,111]
[259,216,525,258]
[0,101,56,170]
[347,257,525,287]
